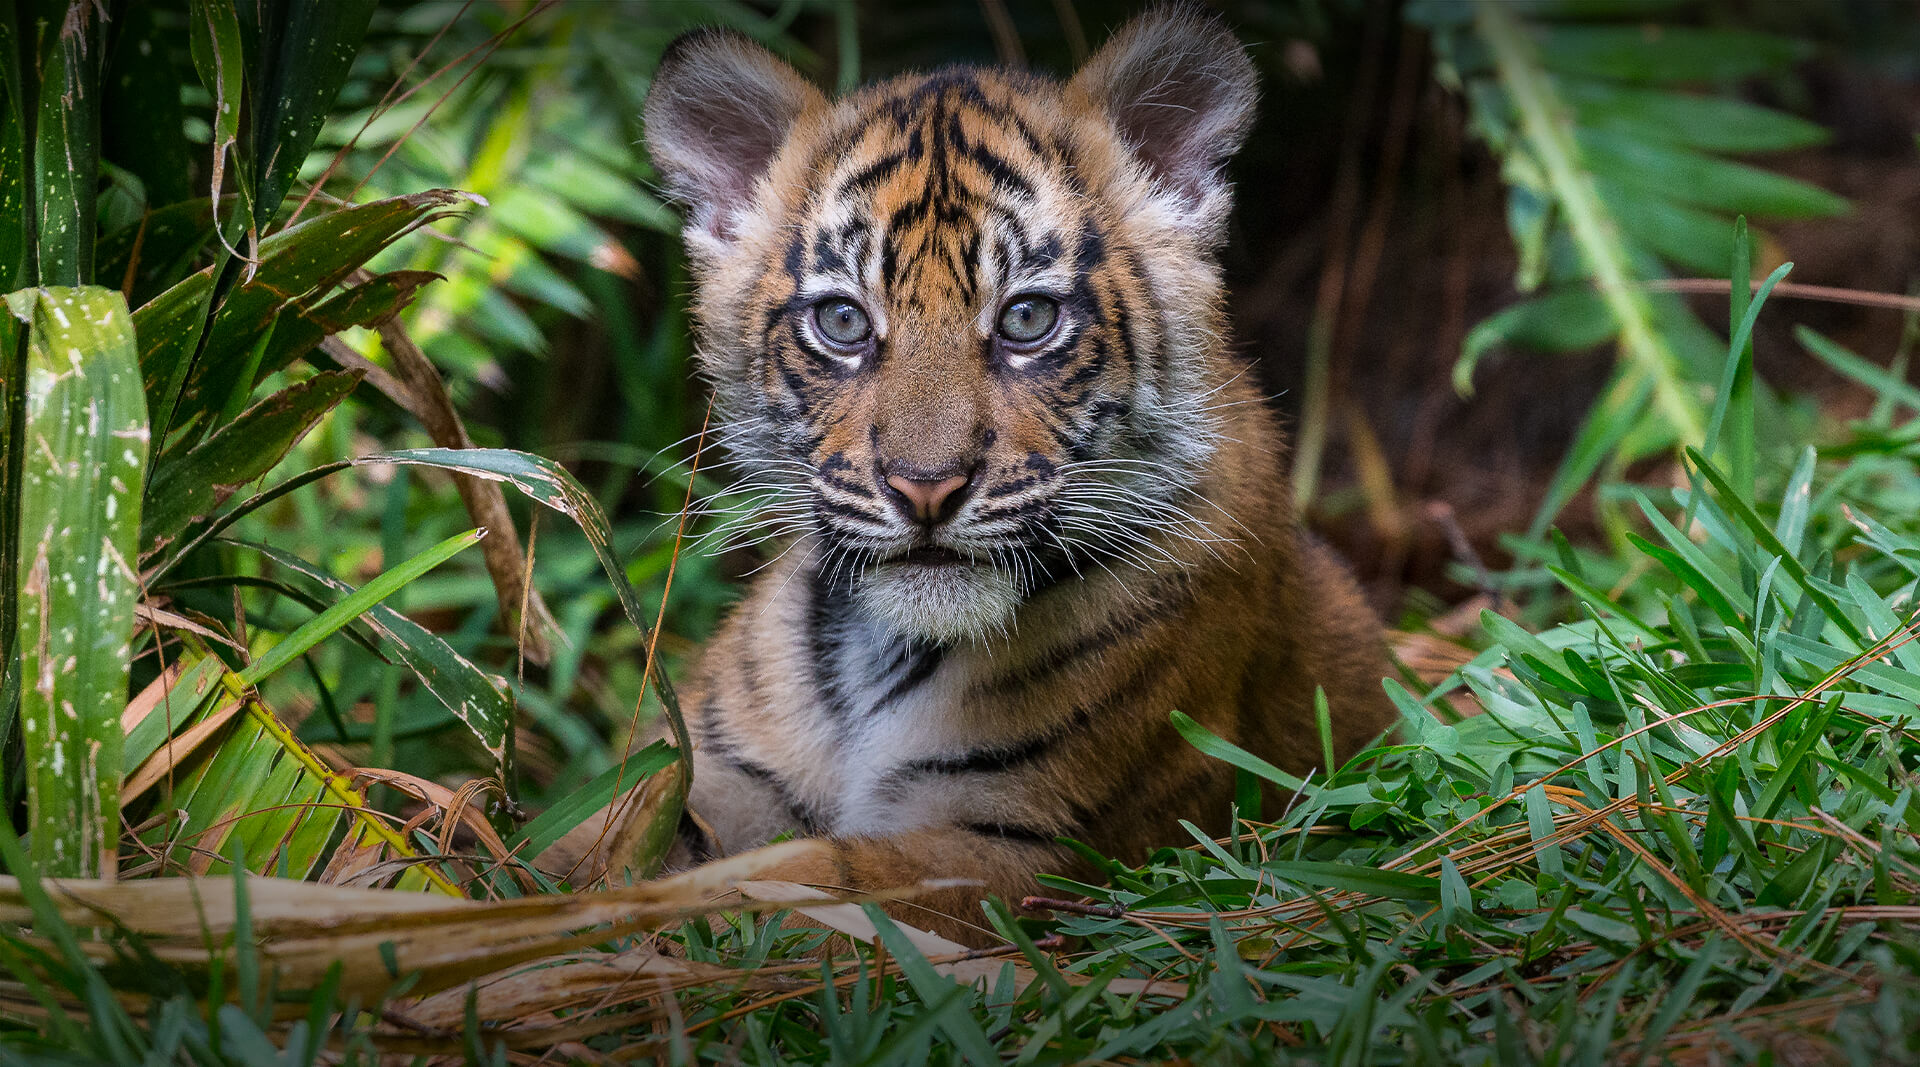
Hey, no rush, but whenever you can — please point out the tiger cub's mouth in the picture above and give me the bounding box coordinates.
[892,545,969,567]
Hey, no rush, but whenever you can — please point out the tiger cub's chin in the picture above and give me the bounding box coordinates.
[852,560,1024,645]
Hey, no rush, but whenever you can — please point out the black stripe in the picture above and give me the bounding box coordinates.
[975,582,1186,699]
[697,698,824,834]
[885,644,1168,794]
[731,756,823,832]
[897,704,1092,779]
[813,496,885,524]
[872,641,945,711]
[810,231,846,275]
[840,149,910,198]
[807,566,857,725]
[961,821,1063,846]
[980,478,1044,502]
[963,141,1034,199]
[674,813,717,864]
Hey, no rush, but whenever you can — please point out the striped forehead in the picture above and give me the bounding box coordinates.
[789,70,1081,311]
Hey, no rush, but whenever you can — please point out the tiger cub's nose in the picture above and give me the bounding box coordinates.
[882,469,971,526]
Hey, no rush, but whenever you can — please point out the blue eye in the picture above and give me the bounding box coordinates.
[813,299,872,346]
[998,296,1059,344]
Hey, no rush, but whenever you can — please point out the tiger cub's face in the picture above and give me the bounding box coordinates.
[646,10,1257,644]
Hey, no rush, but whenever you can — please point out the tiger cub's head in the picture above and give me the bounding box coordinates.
[645,8,1257,644]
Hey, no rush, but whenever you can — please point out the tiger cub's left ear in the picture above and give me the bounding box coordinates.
[644,29,827,257]
[1070,7,1257,243]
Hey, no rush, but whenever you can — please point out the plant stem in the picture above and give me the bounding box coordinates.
[1474,0,1704,448]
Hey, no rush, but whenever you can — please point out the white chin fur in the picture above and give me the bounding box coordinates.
[853,562,1022,644]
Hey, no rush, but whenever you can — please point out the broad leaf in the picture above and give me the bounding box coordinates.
[234,0,378,225]
[142,369,362,549]
[186,0,249,257]
[99,4,195,211]
[134,190,475,444]
[123,654,459,893]
[7,286,147,877]
[359,447,688,743]
[29,0,103,286]
[0,3,30,290]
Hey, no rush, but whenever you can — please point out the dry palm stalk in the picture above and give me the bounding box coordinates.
[319,318,560,665]
[0,846,1191,1056]
[0,841,822,1004]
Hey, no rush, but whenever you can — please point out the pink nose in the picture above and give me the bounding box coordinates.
[884,473,970,525]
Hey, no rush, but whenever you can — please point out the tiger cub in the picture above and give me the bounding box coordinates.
[629,8,1395,944]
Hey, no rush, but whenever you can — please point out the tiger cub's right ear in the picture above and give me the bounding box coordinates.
[644,30,826,256]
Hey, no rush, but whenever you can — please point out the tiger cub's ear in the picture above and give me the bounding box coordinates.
[644,29,826,256]
[1069,7,1257,243]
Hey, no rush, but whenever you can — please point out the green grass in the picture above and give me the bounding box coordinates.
[11,376,1920,1061]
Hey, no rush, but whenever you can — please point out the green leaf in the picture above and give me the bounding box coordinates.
[1266,860,1443,902]
[256,269,440,382]
[1536,26,1809,85]
[93,199,217,309]
[98,3,195,211]
[1170,709,1310,793]
[1701,232,1787,498]
[1624,533,1744,629]
[30,0,104,286]
[1580,129,1848,220]
[237,527,483,686]
[1774,446,1816,558]
[160,191,475,434]
[1526,367,1653,537]
[1477,2,1703,494]
[1798,326,1920,413]
[234,0,378,224]
[186,0,250,263]
[237,538,517,795]
[1562,79,1828,154]
[142,661,459,894]
[863,906,1000,1067]
[121,654,224,776]
[361,448,691,755]
[1600,182,1737,276]
[0,2,27,290]
[1455,289,1615,396]
[141,369,363,549]
[1685,448,1864,646]
[0,283,22,737]
[507,740,680,859]
[7,286,147,877]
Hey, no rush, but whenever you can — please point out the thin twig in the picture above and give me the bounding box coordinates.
[1642,277,1920,315]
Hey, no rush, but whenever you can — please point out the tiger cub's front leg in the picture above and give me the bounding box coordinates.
[741,829,1073,947]
[670,713,1086,947]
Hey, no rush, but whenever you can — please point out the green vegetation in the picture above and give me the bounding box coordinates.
[2,0,1919,1062]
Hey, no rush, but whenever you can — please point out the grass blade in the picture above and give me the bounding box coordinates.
[238,527,483,686]
[362,448,691,755]
[235,537,517,801]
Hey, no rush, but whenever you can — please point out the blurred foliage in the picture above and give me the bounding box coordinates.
[1412,0,1846,539]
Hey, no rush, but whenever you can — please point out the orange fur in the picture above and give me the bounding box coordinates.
[562,8,1397,947]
